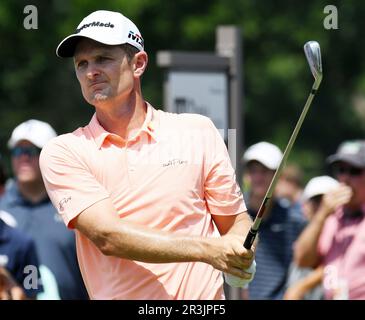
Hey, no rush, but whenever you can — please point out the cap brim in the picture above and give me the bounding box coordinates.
[8,137,43,149]
[327,154,364,168]
[56,33,141,58]
[56,34,91,58]
[56,33,124,57]
[243,157,277,171]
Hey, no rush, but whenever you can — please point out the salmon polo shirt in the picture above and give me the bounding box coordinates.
[39,102,246,300]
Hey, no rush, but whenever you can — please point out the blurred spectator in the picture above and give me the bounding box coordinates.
[276,164,304,209]
[0,218,42,299]
[241,141,306,299]
[0,119,88,299]
[294,140,365,299]
[0,154,6,197]
[284,176,339,300]
[0,267,26,300]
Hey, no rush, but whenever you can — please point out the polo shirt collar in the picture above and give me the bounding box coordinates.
[89,102,159,149]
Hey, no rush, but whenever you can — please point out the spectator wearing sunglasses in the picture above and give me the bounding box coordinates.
[0,120,88,300]
[294,140,365,299]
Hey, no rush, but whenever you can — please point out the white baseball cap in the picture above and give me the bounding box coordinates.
[302,176,339,201]
[8,119,57,149]
[56,10,144,58]
[242,141,283,170]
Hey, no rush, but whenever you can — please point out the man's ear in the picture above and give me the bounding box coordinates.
[133,51,148,77]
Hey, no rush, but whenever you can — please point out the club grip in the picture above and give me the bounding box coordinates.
[243,228,258,250]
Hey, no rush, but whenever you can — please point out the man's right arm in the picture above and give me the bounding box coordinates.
[73,197,253,279]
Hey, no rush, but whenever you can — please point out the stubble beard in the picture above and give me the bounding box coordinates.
[93,93,109,101]
[87,86,112,103]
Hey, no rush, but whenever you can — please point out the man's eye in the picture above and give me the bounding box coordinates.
[77,61,87,69]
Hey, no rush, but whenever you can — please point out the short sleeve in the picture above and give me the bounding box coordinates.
[39,137,110,228]
[203,119,246,216]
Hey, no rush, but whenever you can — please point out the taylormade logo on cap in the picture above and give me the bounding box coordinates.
[76,21,115,33]
[56,10,144,57]
[128,31,144,47]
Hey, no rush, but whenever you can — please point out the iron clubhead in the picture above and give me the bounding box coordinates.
[304,41,323,86]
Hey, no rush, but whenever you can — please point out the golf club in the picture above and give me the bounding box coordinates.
[243,40,323,250]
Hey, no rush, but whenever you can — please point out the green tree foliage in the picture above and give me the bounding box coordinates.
[0,0,364,180]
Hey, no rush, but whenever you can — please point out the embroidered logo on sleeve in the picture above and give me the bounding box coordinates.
[59,196,72,212]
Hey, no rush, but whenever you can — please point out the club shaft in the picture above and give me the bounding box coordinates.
[243,81,320,250]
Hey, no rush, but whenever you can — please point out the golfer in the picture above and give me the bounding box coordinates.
[40,10,255,299]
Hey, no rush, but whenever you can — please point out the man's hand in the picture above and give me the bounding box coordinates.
[319,184,352,217]
[0,267,27,300]
[224,260,256,288]
[203,233,255,278]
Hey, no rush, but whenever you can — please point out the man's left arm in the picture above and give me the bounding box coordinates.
[212,211,252,237]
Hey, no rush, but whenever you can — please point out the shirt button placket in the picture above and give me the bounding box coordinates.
[126,141,137,187]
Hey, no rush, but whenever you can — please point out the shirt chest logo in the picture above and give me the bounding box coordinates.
[162,158,188,168]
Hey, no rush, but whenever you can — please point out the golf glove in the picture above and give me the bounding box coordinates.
[224,260,256,288]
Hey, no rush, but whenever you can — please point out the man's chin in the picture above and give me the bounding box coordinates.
[93,93,109,101]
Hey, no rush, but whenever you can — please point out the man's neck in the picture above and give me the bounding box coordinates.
[95,92,147,141]
[18,181,48,204]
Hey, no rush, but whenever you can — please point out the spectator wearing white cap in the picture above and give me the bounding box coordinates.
[0,119,88,300]
[301,176,341,220]
[241,141,306,300]
[284,175,342,300]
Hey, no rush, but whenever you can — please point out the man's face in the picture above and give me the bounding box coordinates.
[74,39,135,106]
[246,161,275,198]
[333,161,365,210]
[11,141,41,184]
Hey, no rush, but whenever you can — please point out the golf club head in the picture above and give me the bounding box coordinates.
[304,41,323,87]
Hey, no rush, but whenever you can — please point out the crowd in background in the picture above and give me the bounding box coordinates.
[232,140,365,300]
[1,119,365,300]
